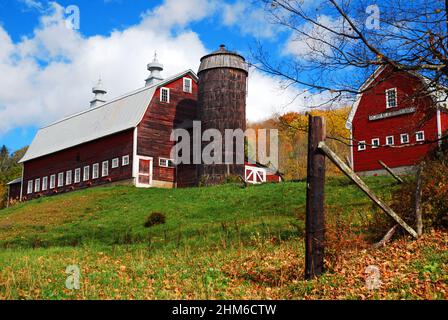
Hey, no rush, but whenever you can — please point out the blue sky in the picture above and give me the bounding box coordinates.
[0,0,325,153]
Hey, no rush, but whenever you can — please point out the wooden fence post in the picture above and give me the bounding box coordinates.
[305,115,326,279]
[415,163,424,237]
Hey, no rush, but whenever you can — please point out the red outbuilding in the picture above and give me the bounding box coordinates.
[346,66,448,175]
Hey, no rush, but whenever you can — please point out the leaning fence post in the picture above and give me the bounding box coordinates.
[305,115,326,279]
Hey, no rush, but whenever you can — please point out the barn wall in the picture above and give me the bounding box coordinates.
[352,69,439,172]
[137,75,198,186]
[21,129,134,200]
[8,182,21,204]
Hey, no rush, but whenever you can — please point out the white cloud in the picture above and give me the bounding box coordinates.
[0,0,307,138]
[221,1,277,39]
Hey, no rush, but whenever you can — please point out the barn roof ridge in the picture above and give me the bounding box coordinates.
[20,69,198,163]
[42,69,198,130]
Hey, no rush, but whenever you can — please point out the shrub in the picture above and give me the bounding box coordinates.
[370,151,448,240]
[144,212,166,228]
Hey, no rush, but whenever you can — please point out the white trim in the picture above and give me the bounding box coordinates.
[83,166,90,181]
[371,138,380,148]
[400,133,409,144]
[160,87,170,103]
[50,174,56,189]
[74,168,81,183]
[102,160,109,177]
[135,155,153,188]
[57,172,64,187]
[244,166,267,184]
[159,157,175,168]
[349,130,354,169]
[416,131,425,142]
[123,155,130,166]
[66,170,72,185]
[92,163,99,179]
[385,88,398,109]
[386,135,394,146]
[27,180,33,194]
[132,127,138,181]
[183,77,192,93]
[437,109,442,147]
[42,176,48,191]
[112,158,119,168]
[34,178,40,192]
[357,141,366,151]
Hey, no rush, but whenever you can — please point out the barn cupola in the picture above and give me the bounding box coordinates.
[90,78,107,108]
[145,52,164,86]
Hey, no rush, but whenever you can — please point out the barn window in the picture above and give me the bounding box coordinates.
[83,166,90,181]
[386,136,394,146]
[102,161,109,177]
[183,77,192,93]
[74,168,81,183]
[386,88,397,108]
[122,155,130,166]
[400,133,409,144]
[50,175,56,189]
[42,177,48,191]
[66,170,72,185]
[416,131,425,142]
[358,141,366,151]
[371,138,380,149]
[112,158,119,168]
[159,158,175,168]
[34,178,40,192]
[58,172,64,187]
[92,163,99,179]
[160,87,170,103]
[27,181,33,194]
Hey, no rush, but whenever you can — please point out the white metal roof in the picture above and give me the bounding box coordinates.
[20,70,197,163]
[7,177,22,185]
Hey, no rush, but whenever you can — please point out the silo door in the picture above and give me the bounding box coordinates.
[136,156,153,187]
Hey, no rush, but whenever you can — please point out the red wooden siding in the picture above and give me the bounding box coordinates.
[137,75,198,185]
[21,129,134,200]
[352,69,441,172]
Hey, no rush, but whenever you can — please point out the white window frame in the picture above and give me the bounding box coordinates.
[27,181,33,194]
[400,133,410,144]
[112,158,119,168]
[58,172,64,187]
[34,178,40,192]
[66,170,72,185]
[74,168,81,183]
[371,138,380,149]
[102,161,109,177]
[183,77,192,93]
[416,131,425,142]
[358,141,366,151]
[50,174,56,189]
[122,155,130,166]
[160,87,170,103]
[159,157,175,168]
[386,88,398,109]
[42,176,48,191]
[92,163,99,179]
[83,166,90,181]
[386,135,395,146]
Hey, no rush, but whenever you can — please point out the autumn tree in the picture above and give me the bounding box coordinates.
[254,0,448,108]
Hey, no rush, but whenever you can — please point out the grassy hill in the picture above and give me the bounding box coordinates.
[0,177,446,299]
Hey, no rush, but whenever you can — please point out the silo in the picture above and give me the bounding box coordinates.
[198,44,249,185]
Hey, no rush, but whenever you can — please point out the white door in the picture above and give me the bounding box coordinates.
[136,156,153,188]
[245,166,266,184]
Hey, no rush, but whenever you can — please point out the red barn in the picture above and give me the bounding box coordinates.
[346,66,448,175]
[7,47,281,205]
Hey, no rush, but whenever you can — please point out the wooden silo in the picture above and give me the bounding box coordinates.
[198,45,249,185]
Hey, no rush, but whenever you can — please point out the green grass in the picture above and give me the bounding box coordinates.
[5,175,441,300]
[0,176,396,249]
